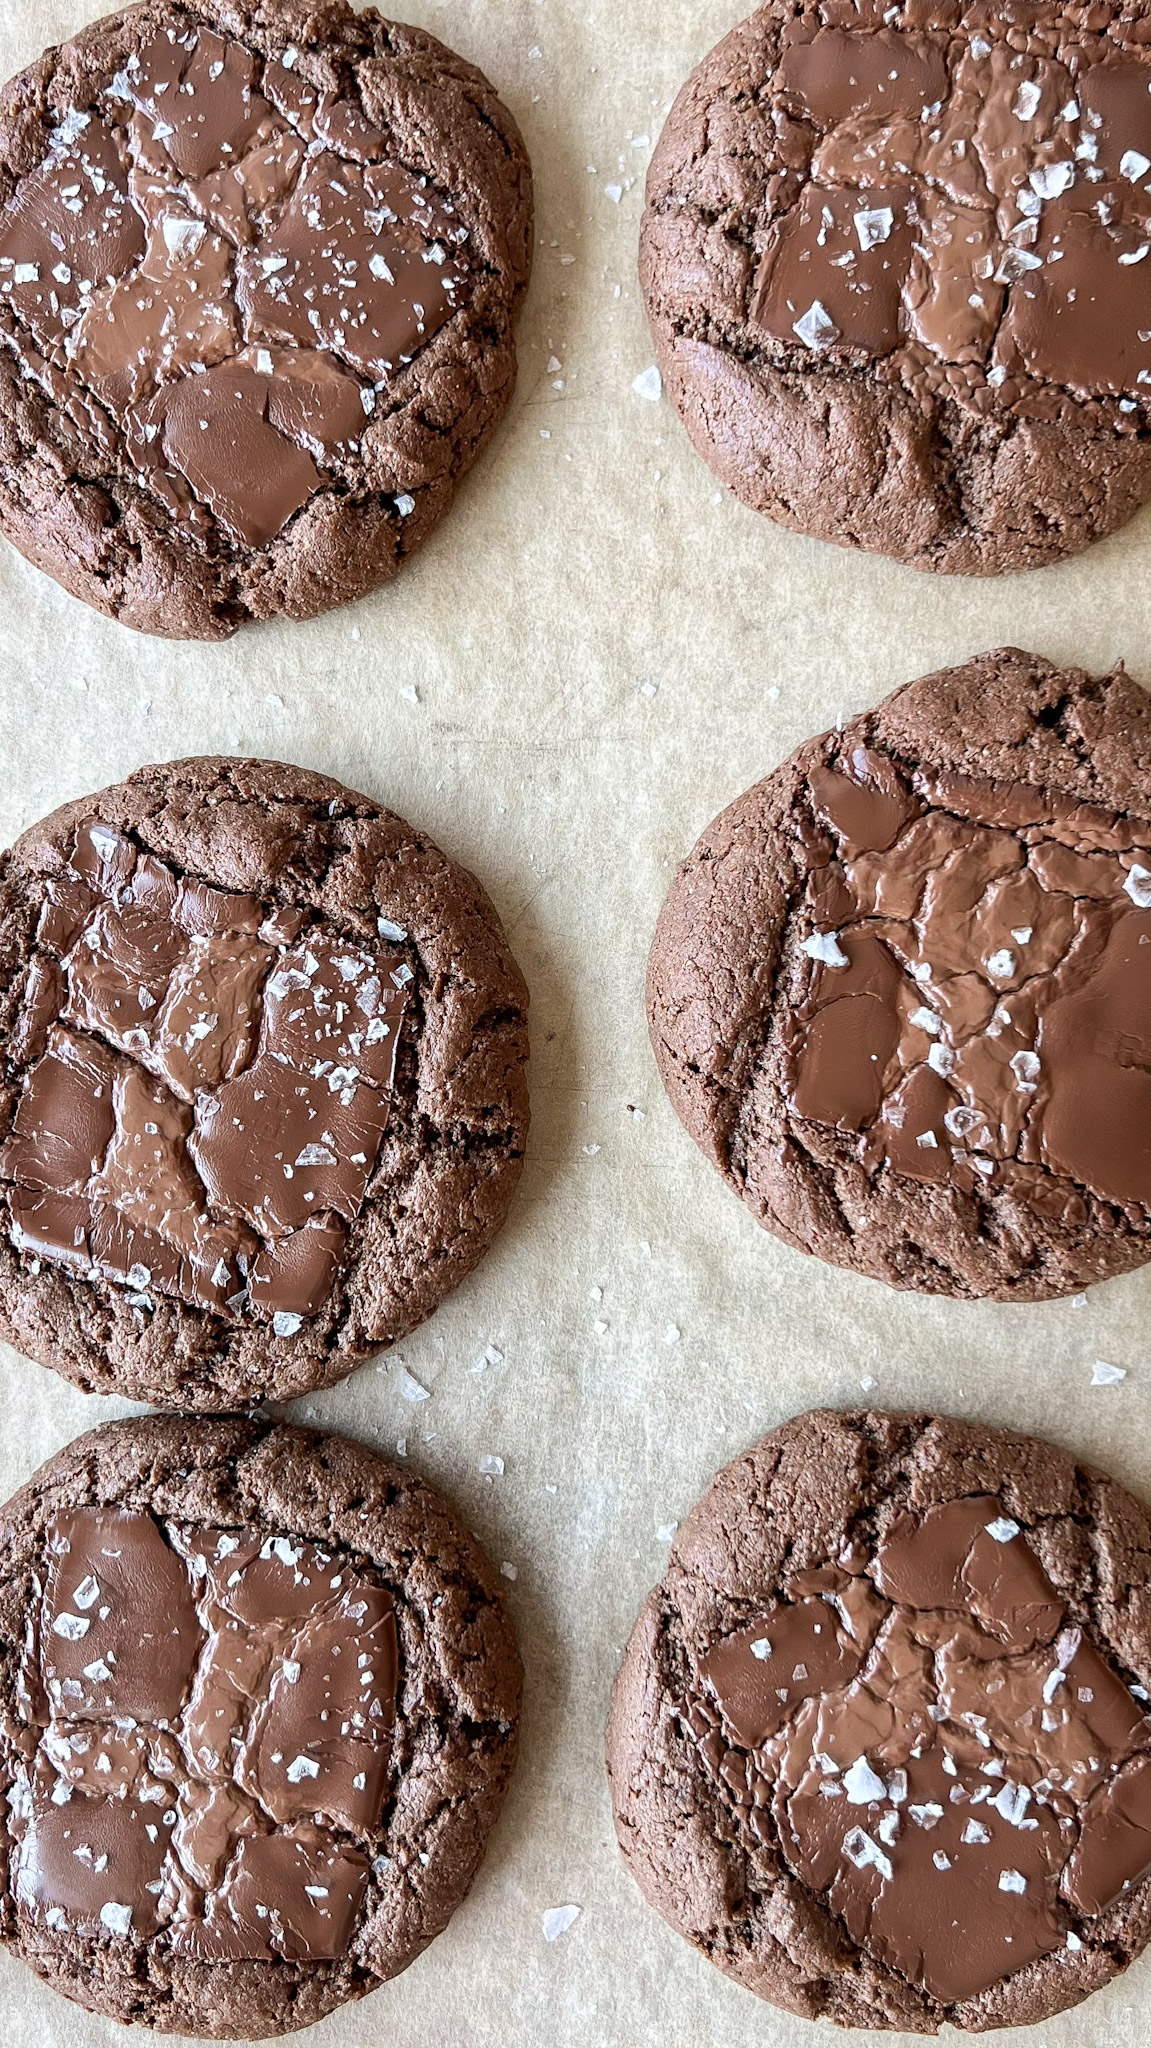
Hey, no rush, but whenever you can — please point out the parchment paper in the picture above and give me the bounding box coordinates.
[2,2,1151,2043]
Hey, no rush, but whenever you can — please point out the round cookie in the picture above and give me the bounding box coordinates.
[640,3,1151,575]
[608,1406,1151,2032]
[0,1,532,639]
[649,648,1151,1300]
[0,1413,521,2037]
[0,755,529,1407]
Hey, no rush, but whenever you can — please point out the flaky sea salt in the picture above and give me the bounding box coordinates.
[394,1366,431,1403]
[803,930,849,968]
[542,1905,580,1941]
[792,299,839,350]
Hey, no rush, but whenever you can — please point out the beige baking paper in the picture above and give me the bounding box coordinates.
[1,1,1151,2043]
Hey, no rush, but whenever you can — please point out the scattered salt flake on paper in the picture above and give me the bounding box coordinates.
[478,1454,505,1478]
[655,1521,678,1543]
[501,1561,518,1581]
[860,1376,878,1393]
[1091,1360,1127,1387]
[395,1438,407,1457]
[399,684,420,704]
[394,1365,431,1403]
[633,365,662,401]
[664,1324,680,1345]
[546,355,561,374]
[604,182,622,203]
[542,1905,580,1942]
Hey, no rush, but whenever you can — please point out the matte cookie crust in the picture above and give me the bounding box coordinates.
[648,649,1151,1300]
[0,755,530,1407]
[640,1,1151,575]
[607,1406,1151,2033]
[0,1414,522,2038]
[0,0,533,639]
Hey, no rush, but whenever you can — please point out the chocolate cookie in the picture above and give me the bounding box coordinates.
[0,1412,520,2037]
[0,756,529,1407]
[649,649,1151,1300]
[608,1406,1151,2032]
[640,3,1151,574]
[0,1,532,638]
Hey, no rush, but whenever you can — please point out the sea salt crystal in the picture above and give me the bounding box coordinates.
[985,1518,1020,1544]
[633,365,662,401]
[478,1454,505,1478]
[1029,161,1074,199]
[1010,1050,1040,1090]
[999,1869,1027,1894]
[273,1311,303,1339]
[394,1366,431,1403]
[52,1614,90,1642]
[842,1827,893,1881]
[854,206,894,251]
[1124,864,1151,907]
[1091,1360,1127,1387]
[803,930,849,968]
[542,1905,580,1941]
[843,1758,887,1805]
[793,300,839,350]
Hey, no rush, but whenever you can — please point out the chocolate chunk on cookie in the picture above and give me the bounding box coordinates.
[648,649,1151,1299]
[0,1413,521,2037]
[0,2,532,637]
[641,4,1151,573]
[0,756,529,1406]
[608,1407,1151,2030]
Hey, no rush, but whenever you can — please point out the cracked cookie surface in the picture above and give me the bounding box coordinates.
[0,755,529,1407]
[607,1407,1151,2032]
[0,1414,521,2037]
[0,0,532,637]
[648,649,1151,1299]
[640,1,1151,573]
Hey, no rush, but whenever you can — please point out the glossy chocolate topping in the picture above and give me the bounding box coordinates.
[785,749,1151,1213]
[0,819,410,1327]
[9,1506,397,1959]
[751,19,1151,411]
[687,1500,1151,2004]
[0,24,470,545]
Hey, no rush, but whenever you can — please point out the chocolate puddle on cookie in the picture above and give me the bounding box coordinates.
[782,749,1151,1214]
[0,23,471,545]
[747,20,1151,415]
[685,1502,1151,2005]
[0,818,412,1330]
[6,1504,398,1958]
